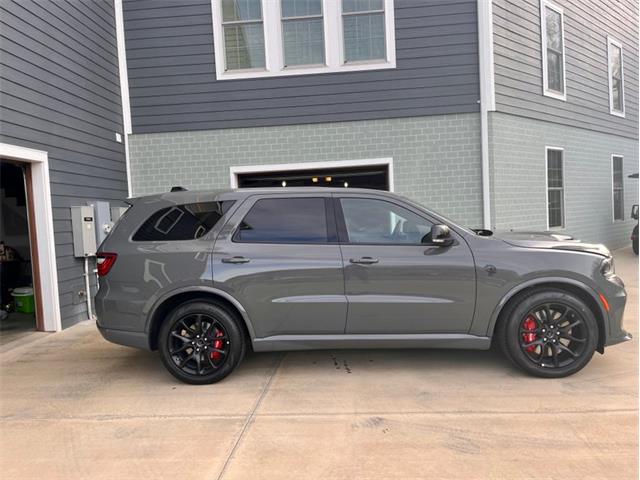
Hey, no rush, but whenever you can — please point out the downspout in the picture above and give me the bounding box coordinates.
[477,0,495,230]
[115,0,133,198]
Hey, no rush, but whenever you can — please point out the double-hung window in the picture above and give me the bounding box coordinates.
[281,0,325,67]
[546,148,564,229]
[540,1,566,100]
[607,37,625,117]
[612,155,624,221]
[212,0,396,80]
[221,0,266,70]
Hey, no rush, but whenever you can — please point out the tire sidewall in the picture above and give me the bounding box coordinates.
[158,301,245,385]
[504,290,598,378]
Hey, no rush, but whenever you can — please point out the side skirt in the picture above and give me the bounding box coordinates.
[252,333,491,352]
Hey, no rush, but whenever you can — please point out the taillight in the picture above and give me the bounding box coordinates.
[97,252,117,277]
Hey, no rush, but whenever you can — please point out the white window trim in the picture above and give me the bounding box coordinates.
[540,0,567,101]
[607,36,625,118]
[115,0,132,197]
[545,146,565,230]
[211,0,396,80]
[0,143,62,332]
[229,157,394,191]
[611,154,624,222]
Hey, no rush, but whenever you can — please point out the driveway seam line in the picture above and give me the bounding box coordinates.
[215,353,285,480]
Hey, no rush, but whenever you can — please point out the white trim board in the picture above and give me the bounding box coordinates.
[114,0,133,197]
[229,158,394,191]
[210,0,396,80]
[0,143,62,332]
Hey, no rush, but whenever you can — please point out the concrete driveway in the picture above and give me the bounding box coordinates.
[1,249,637,479]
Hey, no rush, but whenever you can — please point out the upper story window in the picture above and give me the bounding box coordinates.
[282,0,325,67]
[342,0,386,63]
[540,1,566,100]
[212,0,396,80]
[607,37,625,117]
[221,0,266,70]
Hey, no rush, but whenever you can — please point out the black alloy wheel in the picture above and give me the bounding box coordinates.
[497,289,598,378]
[519,303,588,369]
[159,301,245,384]
[169,313,229,375]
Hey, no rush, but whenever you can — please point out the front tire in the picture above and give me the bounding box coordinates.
[497,289,598,378]
[158,301,246,384]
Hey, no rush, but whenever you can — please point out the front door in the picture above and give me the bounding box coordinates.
[212,194,347,338]
[336,195,476,334]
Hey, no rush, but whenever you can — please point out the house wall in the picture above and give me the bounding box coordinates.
[123,0,481,133]
[490,112,639,249]
[0,0,128,327]
[492,0,639,139]
[129,113,483,227]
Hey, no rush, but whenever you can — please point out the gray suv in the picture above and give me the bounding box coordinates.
[96,188,630,384]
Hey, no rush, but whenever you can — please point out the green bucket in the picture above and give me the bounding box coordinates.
[11,287,35,314]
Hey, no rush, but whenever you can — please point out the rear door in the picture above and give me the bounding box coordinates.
[212,194,347,338]
[336,194,476,334]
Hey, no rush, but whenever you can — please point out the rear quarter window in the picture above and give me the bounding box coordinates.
[132,201,234,241]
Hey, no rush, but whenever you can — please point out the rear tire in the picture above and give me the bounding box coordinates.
[496,289,598,378]
[158,301,246,384]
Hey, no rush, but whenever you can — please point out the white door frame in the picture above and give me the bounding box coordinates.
[1,143,62,331]
[229,158,395,191]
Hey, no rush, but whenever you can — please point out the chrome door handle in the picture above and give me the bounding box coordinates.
[349,257,379,265]
[221,256,251,264]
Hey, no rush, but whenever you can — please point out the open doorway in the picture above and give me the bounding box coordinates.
[0,160,39,344]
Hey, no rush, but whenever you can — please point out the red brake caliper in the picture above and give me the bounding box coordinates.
[210,328,224,361]
[522,316,538,352]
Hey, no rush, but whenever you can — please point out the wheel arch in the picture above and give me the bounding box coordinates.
[146,287,255,351]
[488,278,608,353]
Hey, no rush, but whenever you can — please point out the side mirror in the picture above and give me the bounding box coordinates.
[423,224,454,246]
[632,204,639,220]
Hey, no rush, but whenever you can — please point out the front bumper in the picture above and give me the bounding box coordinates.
[601,274,630,348]
[606,331,633,347]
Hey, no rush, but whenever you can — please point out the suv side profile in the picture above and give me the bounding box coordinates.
[96,188,629,384]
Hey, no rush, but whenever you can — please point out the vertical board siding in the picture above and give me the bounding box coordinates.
[493,0,639,139]
[0,0,128,328]
[123,0,481,133]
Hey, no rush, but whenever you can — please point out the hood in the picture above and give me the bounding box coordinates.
[495,231,611,257]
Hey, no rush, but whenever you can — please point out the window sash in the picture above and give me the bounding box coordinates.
[282,1,325,67]
[221,0,265,71]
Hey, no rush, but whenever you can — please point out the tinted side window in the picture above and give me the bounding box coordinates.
[133,201,234,241]
[340,198,432,244]
[235,198,328,243]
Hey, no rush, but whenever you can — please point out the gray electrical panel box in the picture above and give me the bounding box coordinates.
[71,206,97,257]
